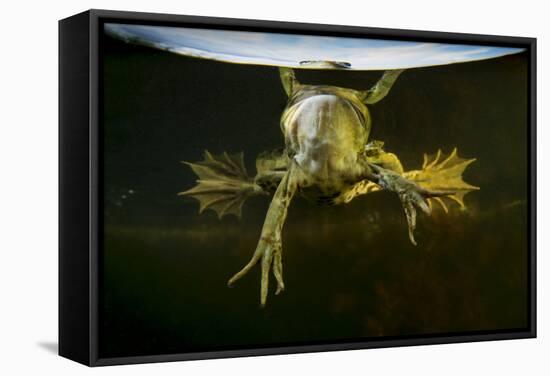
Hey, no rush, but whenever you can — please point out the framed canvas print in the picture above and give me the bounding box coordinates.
[59,9,536,366]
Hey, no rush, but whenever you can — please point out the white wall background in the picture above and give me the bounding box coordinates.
[0,0,547,374]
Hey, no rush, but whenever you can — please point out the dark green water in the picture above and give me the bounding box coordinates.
[100,34,529,358]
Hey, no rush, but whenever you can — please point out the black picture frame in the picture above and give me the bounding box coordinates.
[59,8,537,367]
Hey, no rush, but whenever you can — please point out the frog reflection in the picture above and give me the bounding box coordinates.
[179,67,478,306]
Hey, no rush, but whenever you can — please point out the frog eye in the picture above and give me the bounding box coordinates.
[299,60,351,69]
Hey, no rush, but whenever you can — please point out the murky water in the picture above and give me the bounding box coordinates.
[100,34,529,358]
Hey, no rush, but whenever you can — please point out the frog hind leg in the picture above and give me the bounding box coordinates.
[254,148,289,193]
[228,161,299,307]
[178,150,265,219]
[404,148,479,211]
[348,147,478,211]
[346,147,478,244]
[333,141,404,205]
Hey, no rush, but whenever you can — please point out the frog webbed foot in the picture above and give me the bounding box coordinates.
[179,150,266,219]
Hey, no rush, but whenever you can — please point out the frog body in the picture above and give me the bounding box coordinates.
[179,67,478,306]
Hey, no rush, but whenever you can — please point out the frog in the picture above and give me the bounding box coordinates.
[179,67,479,306]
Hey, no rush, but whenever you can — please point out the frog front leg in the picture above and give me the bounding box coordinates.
[228,161,299,306]
[356,158,451,245]
[361,69,405,104]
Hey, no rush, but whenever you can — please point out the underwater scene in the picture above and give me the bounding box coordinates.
[100,25,529,358]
